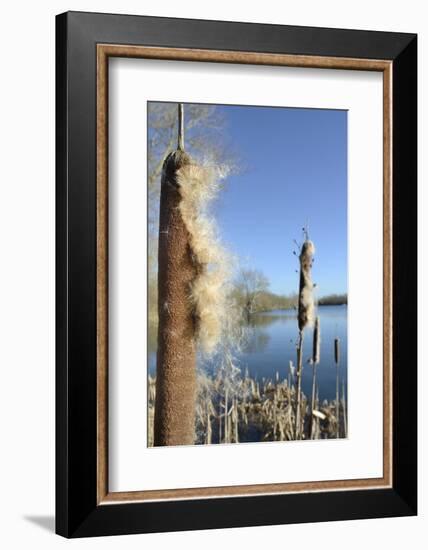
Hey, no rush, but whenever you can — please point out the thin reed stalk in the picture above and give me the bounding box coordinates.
[218,401,222,444]
[233,398,239,443]
[288,360,294,390]
[334,337,340,438]
[310,316,320,439]
[341,379,347,438]
[295,331,304,439]
[314,384,320,439]
[224,387,229,443]
[205,400,212,444]
[294,236,316,440]
[273,393,277,441]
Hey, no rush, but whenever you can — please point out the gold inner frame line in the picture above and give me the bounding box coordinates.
[96,43,393,505]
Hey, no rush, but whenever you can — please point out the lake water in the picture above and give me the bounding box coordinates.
[148,305,347,402]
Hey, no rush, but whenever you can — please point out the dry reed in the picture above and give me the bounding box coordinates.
[148,369,343,445]
[334,337,340,438]
[310,316,321,439]
[295,237,316,439]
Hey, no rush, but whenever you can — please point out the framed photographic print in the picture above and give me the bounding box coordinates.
[56,11,417,538]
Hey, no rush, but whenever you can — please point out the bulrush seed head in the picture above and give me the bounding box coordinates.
[176,162,230,355]
[334,338,340,365]
[298,240,315,331]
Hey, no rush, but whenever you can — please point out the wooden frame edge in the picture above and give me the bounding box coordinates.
[98,44,391,71]
[96,43,393,504]
[97,45,109,503]
[383,62,393,489]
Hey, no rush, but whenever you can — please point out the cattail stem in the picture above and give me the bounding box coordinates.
[310,316,320,439]
[177,103,184,150]
[341,379,347,438]
[295,331,304,439]
[224,388,229,443]
[310,364,317,439]
[315,384,320,439]
[273,393,277,441]
[288,360,293,390]
[334,338,340,438]
[294,237,315,440]
[206,400,212,444]
[336,365,340,438]
[233,398,239,443]
[218,402,222,444]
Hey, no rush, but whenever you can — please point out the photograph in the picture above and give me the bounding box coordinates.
[147,101,348,447]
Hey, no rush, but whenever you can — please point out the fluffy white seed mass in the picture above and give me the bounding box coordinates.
[176,162,230,355]
[298,240,316,331]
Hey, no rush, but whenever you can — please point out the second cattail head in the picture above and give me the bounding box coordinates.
[312,316,321,364]
[298,240,315,331]
[334,338,340,365]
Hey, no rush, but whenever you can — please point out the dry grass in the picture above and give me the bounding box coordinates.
[148,367,347,446]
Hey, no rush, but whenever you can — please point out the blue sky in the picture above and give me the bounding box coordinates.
[213,104,347,297]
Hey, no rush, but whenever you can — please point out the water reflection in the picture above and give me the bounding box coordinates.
[241,310,296,353]
[241,320,271,354]
[148,305,347,401]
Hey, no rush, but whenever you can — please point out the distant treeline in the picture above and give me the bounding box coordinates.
[251,291,297,312]
[318,293,348,306]
[149,262,347,324]
[234,291,348,313]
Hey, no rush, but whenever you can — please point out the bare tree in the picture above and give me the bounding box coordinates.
[235,268,270,319]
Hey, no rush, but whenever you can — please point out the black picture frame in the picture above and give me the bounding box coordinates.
[56,11,417,538]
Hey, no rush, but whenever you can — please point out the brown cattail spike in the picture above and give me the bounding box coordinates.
[297,240,315,331]
[154,145,196,446]
[154,103,199,446]
[334,338,340,365]
[312,316,321,364]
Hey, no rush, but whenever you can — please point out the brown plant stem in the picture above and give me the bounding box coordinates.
[310,316,320,439]
[310,365,317,439]
[342,379,347,438]
[295,330,304,439]
[334,337,340,438]
[205,400,212,445]
[224,387,229,443]
[218,402,222,444]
